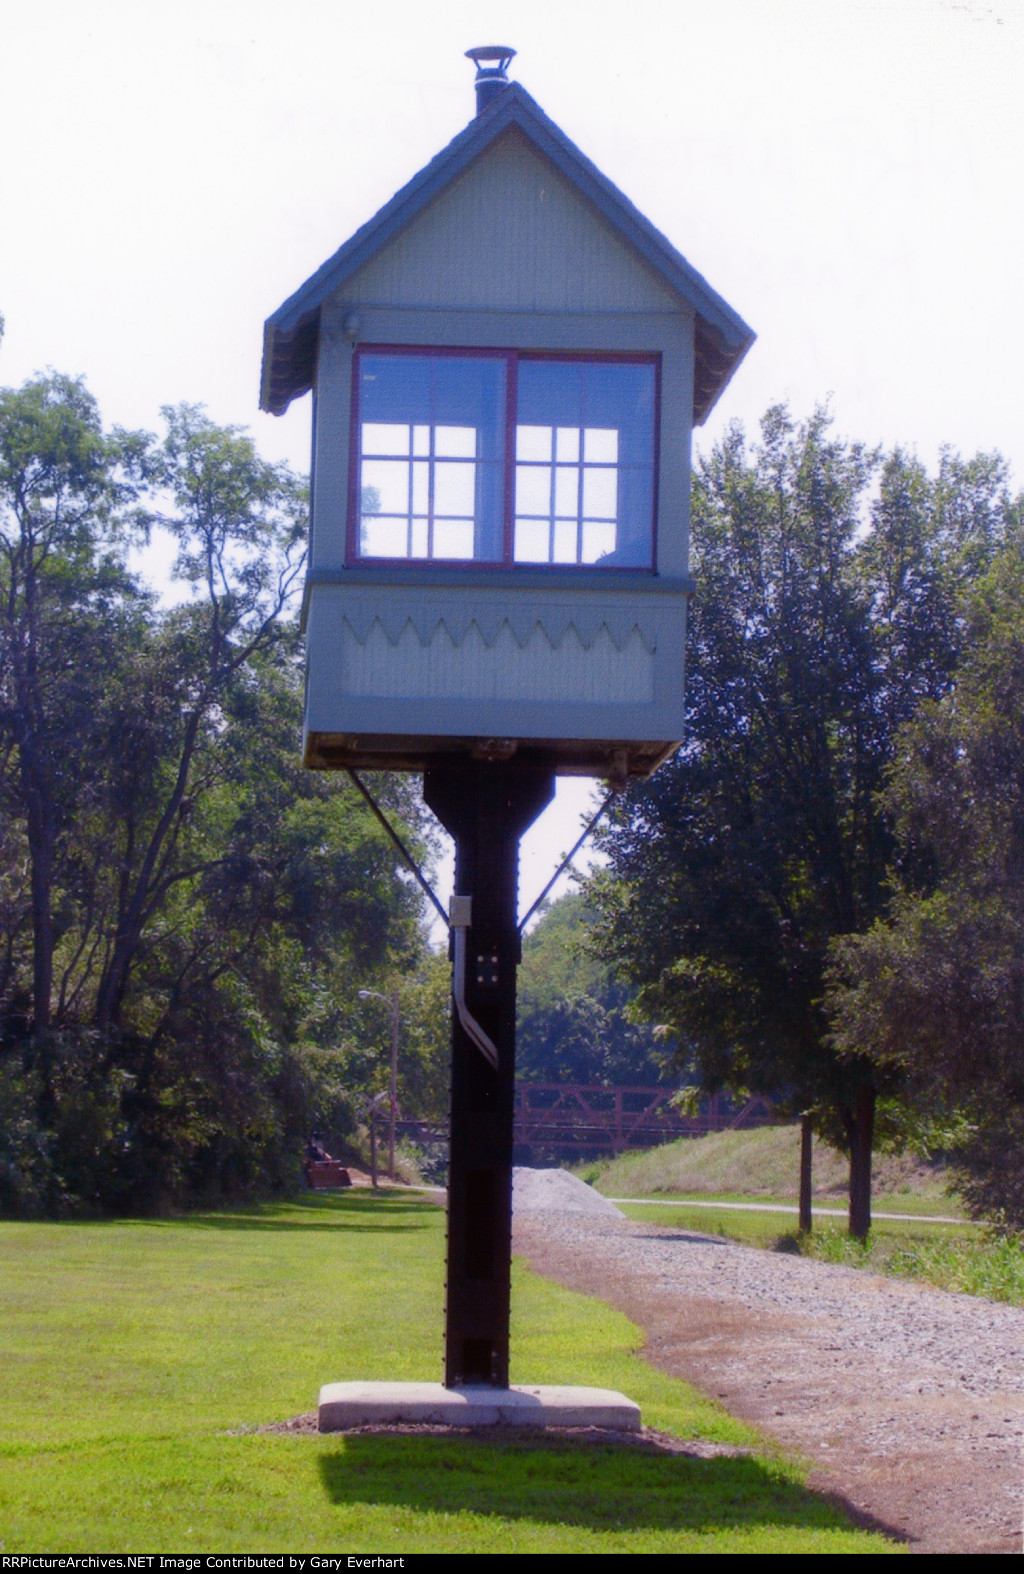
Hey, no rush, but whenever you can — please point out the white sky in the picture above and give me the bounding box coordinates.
[2,0,1021,919]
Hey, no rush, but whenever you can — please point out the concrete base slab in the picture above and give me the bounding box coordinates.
[318,1381,641,1432]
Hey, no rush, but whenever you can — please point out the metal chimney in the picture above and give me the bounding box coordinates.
[465,46,516,115]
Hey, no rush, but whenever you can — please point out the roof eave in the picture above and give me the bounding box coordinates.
[259,83,754,418]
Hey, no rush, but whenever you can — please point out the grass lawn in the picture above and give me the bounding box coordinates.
[0,1191,898,1553]
[617,1201,982,1247]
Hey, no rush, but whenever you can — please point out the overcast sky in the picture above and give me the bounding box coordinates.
[2,0,1021,914]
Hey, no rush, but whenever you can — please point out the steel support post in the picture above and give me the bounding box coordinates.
[423,761,555,1389]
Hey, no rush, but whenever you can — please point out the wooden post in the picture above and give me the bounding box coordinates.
[424,761,554,1389]
[799,1113,813,1234]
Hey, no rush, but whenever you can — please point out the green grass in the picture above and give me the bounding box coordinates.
[588,1124,955,1210]
[619,1189,964,1219]
[0,1191,898,1553]
[800,1225,1024,1303]
[619,1200,979,1245]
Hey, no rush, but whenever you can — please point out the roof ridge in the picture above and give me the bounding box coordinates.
[260,82,753,421]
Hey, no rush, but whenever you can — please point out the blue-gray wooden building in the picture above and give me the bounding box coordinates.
[261,53,753,780]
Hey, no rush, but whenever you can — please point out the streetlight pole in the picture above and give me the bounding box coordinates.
[359,988,399,1183]
[388,987,399,1182]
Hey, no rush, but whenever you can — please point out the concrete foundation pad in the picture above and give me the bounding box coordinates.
[318,1381,641,1432]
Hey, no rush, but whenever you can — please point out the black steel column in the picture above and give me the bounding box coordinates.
[423,761,554,1388]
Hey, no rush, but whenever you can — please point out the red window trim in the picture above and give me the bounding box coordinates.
[346,345,661,571]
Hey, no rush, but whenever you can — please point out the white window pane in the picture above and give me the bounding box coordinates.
[434,461,475,516]
[410,517,428,557]
[515,464,551,516]
[581,520,616,563]
[361,459,409,514]
[516,425,552,462]
[363,422,409,456]
[434,425,477,458]
[514,518,550,562]
[553,518,578,563]
[433,518,475,559]
[412,460,429,514]
[555,426,580,463]
[361,516,408,558]
[583,467,617,519]
[584,427,618,463]
[412,424,430,456]
[554,467,578,516]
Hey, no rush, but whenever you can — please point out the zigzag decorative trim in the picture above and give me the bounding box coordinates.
[338,612,656,655]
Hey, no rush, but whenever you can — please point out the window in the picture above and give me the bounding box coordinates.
[351,349,657,569]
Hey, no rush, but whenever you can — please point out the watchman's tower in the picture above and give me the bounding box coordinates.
[261,47,752,1412]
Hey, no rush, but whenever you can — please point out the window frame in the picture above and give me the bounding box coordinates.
[346,344,661,572]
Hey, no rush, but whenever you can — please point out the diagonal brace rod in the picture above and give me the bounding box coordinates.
[347,769,449,929]
[517,790,616,934]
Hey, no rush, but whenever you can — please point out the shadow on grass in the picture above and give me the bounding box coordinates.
[317,1433,890,1539]
[184,1193,440,1234]
[44,1192,440,1234]
[628,1231,736,1247]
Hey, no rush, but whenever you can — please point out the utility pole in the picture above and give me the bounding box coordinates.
[360,988,400,1182]
[388,987,399,1181]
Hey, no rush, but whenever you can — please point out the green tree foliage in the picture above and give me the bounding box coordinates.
[588,406,1020,1236]
[0,373,149,1031]
[828,544,1024,1229]
[517,892,673,1085]
[348,959,452,1124]
[0,374,442,1215]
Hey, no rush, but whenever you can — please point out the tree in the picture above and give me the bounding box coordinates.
[89,404,307,1032]
[0,373,147,1033]
[589,407,1018,1237]
[828,542,1024,1228]
[0,377,445,1215]
[517,892,674,1085]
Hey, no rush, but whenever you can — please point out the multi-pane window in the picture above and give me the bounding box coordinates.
[356,354,505,562]
[513,424,619,565]
[352,349,656,568]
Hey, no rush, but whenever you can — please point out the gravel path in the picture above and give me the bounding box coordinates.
[512,1170,1024,1554]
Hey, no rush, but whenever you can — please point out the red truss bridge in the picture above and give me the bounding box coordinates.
[396,1085,775,1162]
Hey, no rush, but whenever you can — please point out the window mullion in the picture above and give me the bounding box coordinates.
[576,440,584,565]
[547,443,557,565]
[504,352,517,567]
[427,425,436,559]
[405,425,414,559]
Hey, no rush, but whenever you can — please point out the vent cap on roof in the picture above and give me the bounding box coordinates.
[465,45,516,115]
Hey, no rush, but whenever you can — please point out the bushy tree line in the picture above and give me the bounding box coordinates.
[0,372,444,1216]
[829,547,1024,1229]
[589,405,1024,1236]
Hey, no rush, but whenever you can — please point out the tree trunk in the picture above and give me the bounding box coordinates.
[845,1086,875,1241]
[798,1113,813,1234]
[93,707,203,1030]
[19,737,55,1034]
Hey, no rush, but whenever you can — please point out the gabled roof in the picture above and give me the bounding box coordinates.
[260,82,754,424]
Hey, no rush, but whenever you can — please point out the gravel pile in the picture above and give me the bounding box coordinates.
[512,1166,624,1218]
